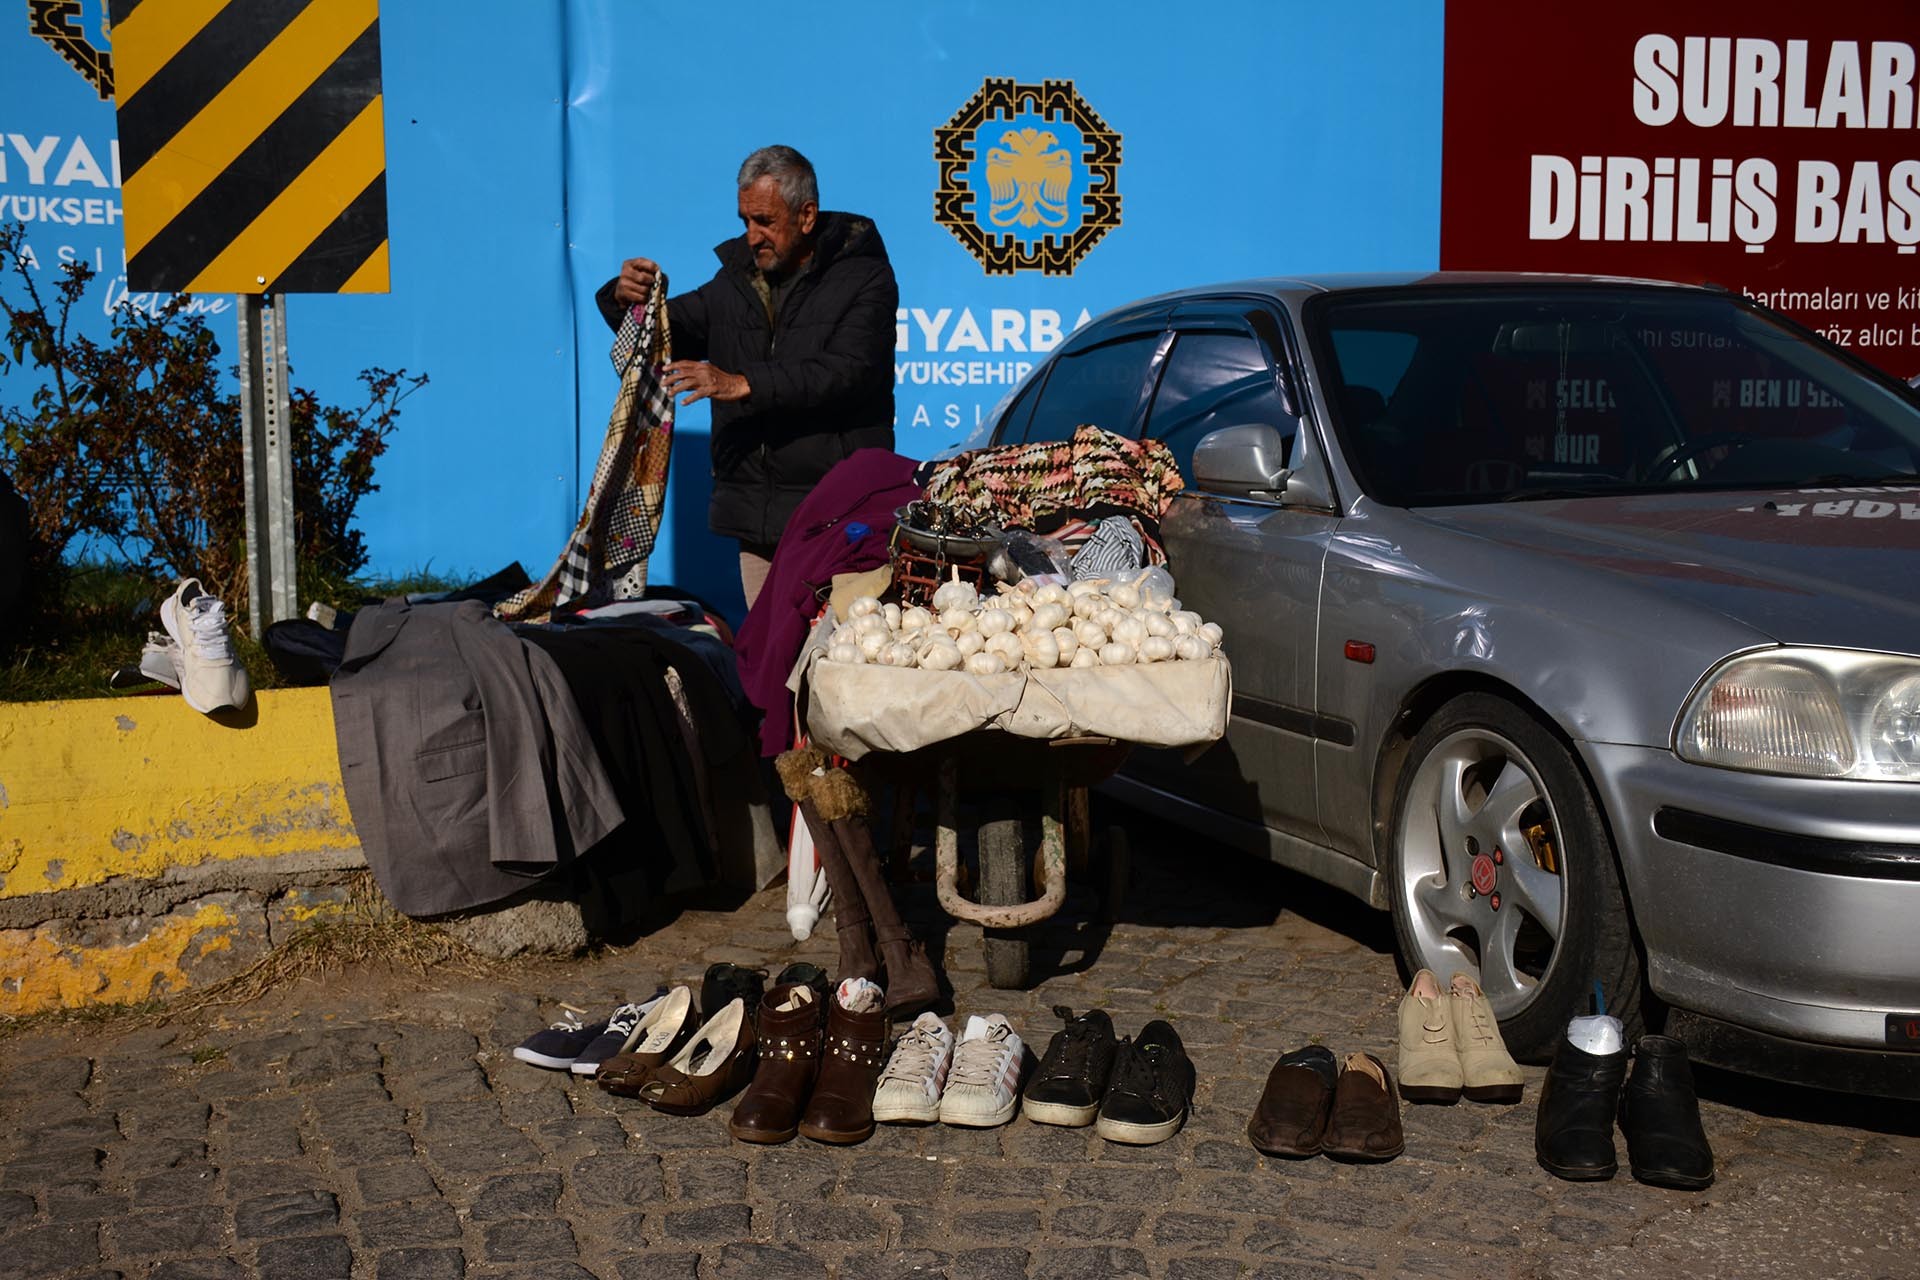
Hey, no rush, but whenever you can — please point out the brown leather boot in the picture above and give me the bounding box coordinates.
[727,984,824,1145]
[810,804,879,982]
[798,993,890,1145]
[830,814,941,1017]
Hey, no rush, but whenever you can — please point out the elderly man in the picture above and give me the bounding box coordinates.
[599,145,898,608]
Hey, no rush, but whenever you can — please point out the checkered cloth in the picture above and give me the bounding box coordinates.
[495,277,675,622]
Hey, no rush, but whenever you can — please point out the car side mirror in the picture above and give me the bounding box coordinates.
[1192,423,1291,499]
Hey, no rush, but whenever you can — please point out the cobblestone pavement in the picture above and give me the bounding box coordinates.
[2,823,1915,1280]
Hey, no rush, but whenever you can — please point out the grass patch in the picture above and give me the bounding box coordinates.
[189,1044,226,1065]
[1,562,475,702]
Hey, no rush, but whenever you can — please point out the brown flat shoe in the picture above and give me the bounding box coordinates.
[640,999,757,1116]
[1321,1052,1405,1162]
[728,984,824,1145]
[1247,1044,1339,1158]
[595,986,697,1097]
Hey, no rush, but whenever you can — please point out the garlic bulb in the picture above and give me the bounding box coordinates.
[1034,583,1071,607]
[883,641,919,667]
[1173,634,1211,661]
[941,607,976,634]
[1068,579,1106,598]
[978,608,1014,639]
[1073,618,1107,648]
[1029,602,1068,633]
[1005,601,1033,630]
[965,652,1007,676]
[847,595,882,619]
[1198,622,1224,648]
[1072,593,1104,621]
[1108,582,1141,610]
[984,632,1023,663]
[1139,635,1176,663]
[1022,631,1060,670]
[1100,642,1136,666]
[1093,607,1127,635]
[1111,614,1148,649]
[1070,647,1100,668]
[932,572,977,613]
[919,643,963,671]
[827,641,863,664]
[954,629,985,657]
[1144,612,1175,639]
[1052,626,1079,663]
[1170,610,1201,636]
[858,630,888,660]
[883,602,902,631]
[901,606,934,633]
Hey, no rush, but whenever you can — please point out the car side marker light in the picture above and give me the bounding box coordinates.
[1344,640,1375,664]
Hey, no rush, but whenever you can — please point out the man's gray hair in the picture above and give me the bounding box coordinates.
[738,145,819,213]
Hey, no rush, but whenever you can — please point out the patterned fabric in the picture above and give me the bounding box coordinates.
[497,277,676,622]
[919,423,1183,529]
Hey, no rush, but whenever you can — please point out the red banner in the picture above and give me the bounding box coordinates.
[1442,2,1920,377]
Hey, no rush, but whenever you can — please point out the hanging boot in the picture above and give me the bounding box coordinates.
[1620,1035,1715,1190]
[777,749,877,982]
[1534,1016,1629,1181]
[828,799,941,1018]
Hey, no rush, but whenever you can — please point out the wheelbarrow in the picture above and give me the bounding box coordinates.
[862,731,1134,988]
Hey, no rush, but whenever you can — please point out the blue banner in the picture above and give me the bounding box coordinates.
[3,0,1444,619]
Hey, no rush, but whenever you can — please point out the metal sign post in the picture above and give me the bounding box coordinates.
[237,294,297,636]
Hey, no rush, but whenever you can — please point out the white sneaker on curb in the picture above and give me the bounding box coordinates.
[873,1013,954,1124]
[138,631,183,689]
[160,578,250,713]
[938,1014,1024,1128]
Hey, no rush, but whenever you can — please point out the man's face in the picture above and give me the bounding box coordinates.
[738,175,817,275]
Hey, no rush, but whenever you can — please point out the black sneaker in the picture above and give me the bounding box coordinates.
[568,988,670,1076]
[1095,1020,1195,1145]
[701,963,766,1023]
[513,1010,607,1070]
[774,962,831,1006]
[1021,1007,1118,1128]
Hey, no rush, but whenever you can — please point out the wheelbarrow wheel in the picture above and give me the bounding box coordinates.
[978,812,1031,989]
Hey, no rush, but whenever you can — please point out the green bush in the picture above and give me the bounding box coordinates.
[0,219,426,623]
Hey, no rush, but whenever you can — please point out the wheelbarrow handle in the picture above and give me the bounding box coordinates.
[934,755,1068,929]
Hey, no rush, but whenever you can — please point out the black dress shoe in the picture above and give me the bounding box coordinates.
[1535,1036,1628,1181]
[1620,1035,1715,1190]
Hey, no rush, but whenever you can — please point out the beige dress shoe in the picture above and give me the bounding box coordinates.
[1450,972,1525,1103]
[1396,968,1463,1103]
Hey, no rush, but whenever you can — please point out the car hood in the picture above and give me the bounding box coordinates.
[1411,485,1920,655]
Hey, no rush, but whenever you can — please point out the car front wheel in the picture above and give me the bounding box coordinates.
[1387,693,1643,1061]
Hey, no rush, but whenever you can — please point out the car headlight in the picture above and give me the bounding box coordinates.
[1676,648,1920,781]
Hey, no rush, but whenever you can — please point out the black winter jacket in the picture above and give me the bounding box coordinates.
[597,212,898,546]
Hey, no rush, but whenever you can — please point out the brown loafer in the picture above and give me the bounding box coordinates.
[1321,1052,1405,1162]
[1247,1045,1338,1157]
[728,984,825,1145]
[640,999,757,1116]
[595,986,698,1097]
[798,993,889,1145]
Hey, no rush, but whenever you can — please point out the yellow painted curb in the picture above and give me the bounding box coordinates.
[0,687,358,899]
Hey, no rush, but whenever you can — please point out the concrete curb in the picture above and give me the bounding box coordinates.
[0,688,366,1015]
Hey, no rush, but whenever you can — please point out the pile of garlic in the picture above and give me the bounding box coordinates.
[823,572,1223,676]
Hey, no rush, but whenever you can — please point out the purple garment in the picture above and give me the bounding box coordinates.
[735,448,921,757]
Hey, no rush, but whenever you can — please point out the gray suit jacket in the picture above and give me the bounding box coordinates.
[330,599,624,916]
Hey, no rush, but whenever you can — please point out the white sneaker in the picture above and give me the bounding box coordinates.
[938,1014,1025,1128]
[872,1012,954,1124]
[138,631,183,688]
[160,578,250,713]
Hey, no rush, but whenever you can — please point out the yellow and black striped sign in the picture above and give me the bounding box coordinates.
[110,0,389,294]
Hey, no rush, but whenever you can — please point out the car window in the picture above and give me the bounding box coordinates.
[1144,330,1289,479]
[1020,333,1159,443]
[1311,288,1920,505]
[990,365,1045,445]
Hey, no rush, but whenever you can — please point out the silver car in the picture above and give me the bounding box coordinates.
[988,274,1920,1097]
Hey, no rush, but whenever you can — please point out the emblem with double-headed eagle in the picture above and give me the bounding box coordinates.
[985,127,1072,230]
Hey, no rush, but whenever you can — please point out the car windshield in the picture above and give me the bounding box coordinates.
[1310,287,1920,506]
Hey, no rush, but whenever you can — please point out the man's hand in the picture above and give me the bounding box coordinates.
[662,360,750,407]
[613,256,660,306]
